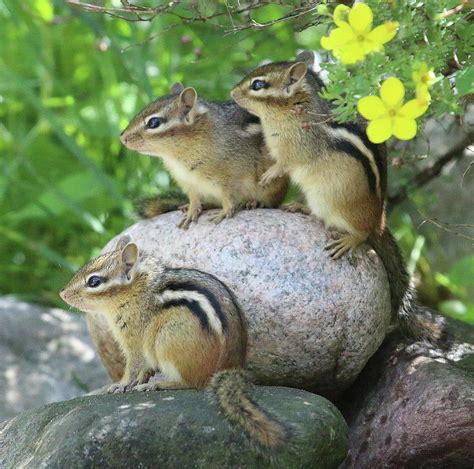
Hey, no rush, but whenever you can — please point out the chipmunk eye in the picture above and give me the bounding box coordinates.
[251,79,269,91]
[146,117,163,129]
[87,275,104,288]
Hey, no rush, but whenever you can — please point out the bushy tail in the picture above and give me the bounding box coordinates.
[369,230,446,345]
[135,194,187,219]
[211,369,285,448]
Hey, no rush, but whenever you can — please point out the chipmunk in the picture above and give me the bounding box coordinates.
[60,236,285,448]
[231,51,445,344]
[120,82,289,229]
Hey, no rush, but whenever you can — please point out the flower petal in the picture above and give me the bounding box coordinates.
[393,117,417,140]
[367,118,393,143]
[320,35,333,50]
[368,21,399,46]
[333,4,350,27]
[400,99,428,119]
[336,44,366,64]
[348,3,373,34]
[321,25,355,50]
[361,38,383,55]
[358,96,387,120]
[380,77,405,108]
[416,86,431,107]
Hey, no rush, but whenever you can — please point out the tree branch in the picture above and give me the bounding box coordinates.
[387,133,473,210]
[66,1,320,30]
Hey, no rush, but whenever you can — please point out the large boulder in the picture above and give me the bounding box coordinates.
[340,317,474,468]
[0,297,108,423]
[0,386,349,469]
[88,209,391,395]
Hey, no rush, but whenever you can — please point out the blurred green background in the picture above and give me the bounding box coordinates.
[0,0,472,323]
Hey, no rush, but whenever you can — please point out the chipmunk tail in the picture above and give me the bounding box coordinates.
[369,229,447,346]
[135,193,187,219]
[211,369,285,448]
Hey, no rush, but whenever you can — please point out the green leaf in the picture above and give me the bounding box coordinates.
[439,300,474,325]
[456,67,474,97]
[34,0,54,22]
[445,254,474,288]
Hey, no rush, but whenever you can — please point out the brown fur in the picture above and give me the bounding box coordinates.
[211,369,286,448]
[231,52,445,344]
[121,84,289,228]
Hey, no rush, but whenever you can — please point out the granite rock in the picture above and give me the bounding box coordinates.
[88,209,391,395]
[0,386,348,469]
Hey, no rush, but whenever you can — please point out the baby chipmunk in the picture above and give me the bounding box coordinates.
[231,51,445,344]
[120,83,288,229]
[60,236,285,449]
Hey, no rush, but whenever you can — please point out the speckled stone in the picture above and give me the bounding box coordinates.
[91,209,391,395]
[0,387,349,468]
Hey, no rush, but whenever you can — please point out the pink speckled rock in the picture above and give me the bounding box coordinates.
[89,209,391,395]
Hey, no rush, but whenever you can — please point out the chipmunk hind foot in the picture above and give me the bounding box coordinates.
[325,233,365,259]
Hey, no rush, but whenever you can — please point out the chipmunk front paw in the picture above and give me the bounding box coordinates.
[281,202,311,215]
[259,165,283,187]
[107,382,134,394]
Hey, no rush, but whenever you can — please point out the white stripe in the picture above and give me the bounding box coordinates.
[326,126,381,199]
[158,290,223,336]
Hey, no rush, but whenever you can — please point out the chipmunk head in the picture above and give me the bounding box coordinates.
[120,83,209,157]
[60,236,148,314]
[231,51,323,117]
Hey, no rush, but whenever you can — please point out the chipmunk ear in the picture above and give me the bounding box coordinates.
[295,50,314,68]
[285,62,307,95]
[121,243,139,278]
[115,235,131,251]
[171,82,185,95]
[180,87,197,109]
[180,87,199,123]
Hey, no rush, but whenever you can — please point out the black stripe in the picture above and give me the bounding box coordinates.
[164,280,228,331]
[333,138,377,194]
[162,298,210,332]
[329,121,386,194]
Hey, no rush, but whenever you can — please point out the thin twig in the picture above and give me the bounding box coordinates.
[387,133,473,209]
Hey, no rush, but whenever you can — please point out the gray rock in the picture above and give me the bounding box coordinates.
[89,209,391,395]
[0,386,348,469]
[0,297,109,423]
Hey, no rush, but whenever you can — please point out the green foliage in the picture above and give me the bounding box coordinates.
[0,0,472,324]
[0,0,302,305]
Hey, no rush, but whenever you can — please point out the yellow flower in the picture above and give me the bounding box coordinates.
[412,63,435,103]
[357,77,429,143]
[416,85,431,108]
[412,63,436,88]
[321,3,399,65]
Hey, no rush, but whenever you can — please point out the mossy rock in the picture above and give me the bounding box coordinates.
[0,386,348,468]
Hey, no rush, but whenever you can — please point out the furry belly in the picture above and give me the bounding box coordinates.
[291,166,355,234]
[164,159,224,202]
